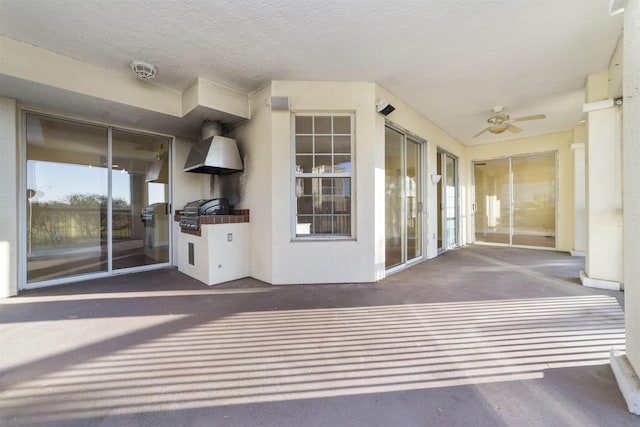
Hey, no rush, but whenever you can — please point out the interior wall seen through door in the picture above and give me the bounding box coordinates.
[474,152,556,248]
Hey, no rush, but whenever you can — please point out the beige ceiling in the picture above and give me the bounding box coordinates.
[0,0,623,145]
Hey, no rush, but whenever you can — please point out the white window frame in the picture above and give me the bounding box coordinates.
[291,112,355,240]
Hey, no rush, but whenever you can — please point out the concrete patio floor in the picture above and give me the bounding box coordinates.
[0,245,636,426]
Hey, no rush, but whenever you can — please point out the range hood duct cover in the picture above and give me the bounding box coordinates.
[146,155,168,183]
[183,122,243,175]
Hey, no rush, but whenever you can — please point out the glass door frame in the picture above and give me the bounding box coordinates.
[384,123,427,273]
[437,149,459,254]
[472,151,558,250]
[19,110,174,290]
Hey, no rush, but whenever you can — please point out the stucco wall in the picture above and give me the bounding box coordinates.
[230,84,274,283]
[0,97,18,297]
[1,36,250,122]
[572,125,587,255]
[1,37,182,117]
[465,130,574,252]
[268,81,377,284]
[585,107,623,283]
[622,0,640,376]
[255,81,467,284]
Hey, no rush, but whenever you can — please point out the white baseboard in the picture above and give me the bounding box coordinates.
[579,271,621,291]
[570,250,585,257]
[610,350,640,415]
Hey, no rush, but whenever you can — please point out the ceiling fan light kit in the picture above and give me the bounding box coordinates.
[473,106,545,138]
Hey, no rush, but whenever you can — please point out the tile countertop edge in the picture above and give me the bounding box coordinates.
[174,209,250,228]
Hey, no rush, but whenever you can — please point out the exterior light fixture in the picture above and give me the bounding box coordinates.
[129,60,157,80]
[376,99,395,116]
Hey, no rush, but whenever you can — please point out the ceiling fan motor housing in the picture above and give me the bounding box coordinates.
[473,107,545,138]
[488,113,509,124]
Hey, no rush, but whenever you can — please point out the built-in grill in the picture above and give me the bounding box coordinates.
[141,203,169,253]
[179,198,230,230]
[140,202,168,227]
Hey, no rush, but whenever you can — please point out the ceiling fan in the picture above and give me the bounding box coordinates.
[473,106,545,138]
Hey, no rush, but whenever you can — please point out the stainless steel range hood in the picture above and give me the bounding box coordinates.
[146,155,168,183]
[183,121,243,175]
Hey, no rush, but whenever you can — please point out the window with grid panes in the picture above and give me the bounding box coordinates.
[293,114,353,237]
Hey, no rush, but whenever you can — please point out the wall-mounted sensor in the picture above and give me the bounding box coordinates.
[376,99,395,116]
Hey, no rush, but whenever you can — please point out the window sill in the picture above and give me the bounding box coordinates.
[292,236,355,242]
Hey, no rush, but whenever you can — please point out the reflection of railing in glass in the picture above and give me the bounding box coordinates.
[112,209,134,240]
[28,198,133,252]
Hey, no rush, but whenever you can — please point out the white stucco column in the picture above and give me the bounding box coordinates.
[0,97,19,298]
[611,0,640,416]
[571,142,586,256]
[581,103,623,290]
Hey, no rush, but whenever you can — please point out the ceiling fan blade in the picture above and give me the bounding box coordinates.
[510,114,545,123]
[507,124,523,133]
[473,127,491,138]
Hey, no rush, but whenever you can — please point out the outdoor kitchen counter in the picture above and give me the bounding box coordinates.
[174,209,250,236]
[175,210,250,286]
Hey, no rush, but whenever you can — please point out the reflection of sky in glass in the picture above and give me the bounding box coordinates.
[147,183,166,204]
[335,161,351,173]
[28,161,131,204]
[112,170,131,204]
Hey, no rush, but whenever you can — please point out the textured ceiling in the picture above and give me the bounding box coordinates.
[0,0,623,144]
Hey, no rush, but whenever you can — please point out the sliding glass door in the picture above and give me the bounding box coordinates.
[474,158,511,244]
[473,153,556,248]
[26,115,109,282]
[385,126,423,269]
[512,153,556,247]
[25,113,171,285]
[112,129,170,270]
[437,151,458,252]
[406,138,422,261]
